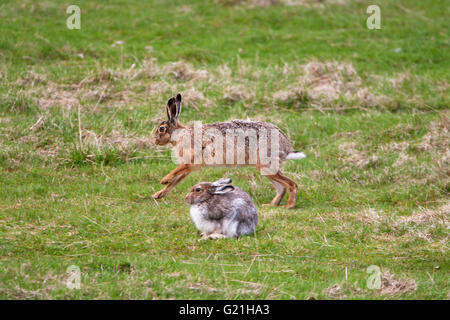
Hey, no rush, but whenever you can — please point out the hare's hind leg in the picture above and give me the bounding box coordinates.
[265,178,286,206]
[264,171,297,209]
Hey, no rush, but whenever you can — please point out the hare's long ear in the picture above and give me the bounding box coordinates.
[175,93,182,119]
[210,184,234,195]
[212,178,232,187]
[166,97,177,123]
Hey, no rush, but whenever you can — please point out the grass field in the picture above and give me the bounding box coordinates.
[0,0,448,299]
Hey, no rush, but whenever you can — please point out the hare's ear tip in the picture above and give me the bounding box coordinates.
[176,93,182,101]
[167,97,175,105]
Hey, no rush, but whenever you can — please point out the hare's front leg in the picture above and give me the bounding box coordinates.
[152,164,195,199]
[160,164,196,185]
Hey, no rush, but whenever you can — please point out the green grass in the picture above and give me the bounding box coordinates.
[0,0,448,299]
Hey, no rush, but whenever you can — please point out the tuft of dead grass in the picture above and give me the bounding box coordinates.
[163,60,209,81]
[217,0,347,8]
[389,72,411,89]
[147,81,174,98]
[323,284,347,299]
[356,208,386,225]
[273,61,390,109]
[417,117,449,154]
[399,202,449,228]
[16,71,47,86]
[354,203,448,244]
[83,130,153,152]
[379,141,416,168]
[216,0,282,7]
[182,87,207,109]
[414,117,450,182]
[338,142,378,169]
[222,84,255,103]
[380,270,417,296]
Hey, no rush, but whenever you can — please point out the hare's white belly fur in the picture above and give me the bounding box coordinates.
[190,205,220,235]
[189,204,239,237]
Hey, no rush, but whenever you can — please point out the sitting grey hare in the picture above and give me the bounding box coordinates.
[185,178,258,240]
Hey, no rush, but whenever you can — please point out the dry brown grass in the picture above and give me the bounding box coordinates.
[356,208,386,225]
[14,58,404,116]
[338,142,378,169]
[399,202,449,228]
[389,72,411,89]
[414,116,450,184]
[182,87,208,110]
[15,59,212,112]
[379,270,417,296]
[323,284,347,299]
[353,203,448,244]
[222,84,255,103]
[216,0,282,7]
[216,0,347,8]
[273,61,390,109]
[417,116,449,155]
[163,60,209,82]
[83,130,153,152]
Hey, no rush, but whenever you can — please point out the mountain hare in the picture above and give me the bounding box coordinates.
[185,178,257,239]
[154,94,306,208]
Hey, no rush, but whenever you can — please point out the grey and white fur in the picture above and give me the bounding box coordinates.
[185,178,258,239]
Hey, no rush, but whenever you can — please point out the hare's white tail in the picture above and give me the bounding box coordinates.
[286,151,306,160]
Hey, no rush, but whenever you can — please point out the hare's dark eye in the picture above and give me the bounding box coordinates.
[195,187,201,192]
[159,126,165,133]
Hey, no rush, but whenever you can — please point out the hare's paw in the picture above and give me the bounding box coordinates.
[282,204,296,209]
[152,189,167,199]
[198,233,226,241]
[207,233,226,240]
[199,233,210,241]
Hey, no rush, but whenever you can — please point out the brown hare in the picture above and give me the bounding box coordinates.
[153,94,306,208]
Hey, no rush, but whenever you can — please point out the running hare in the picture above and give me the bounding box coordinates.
[153,94,306,208]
